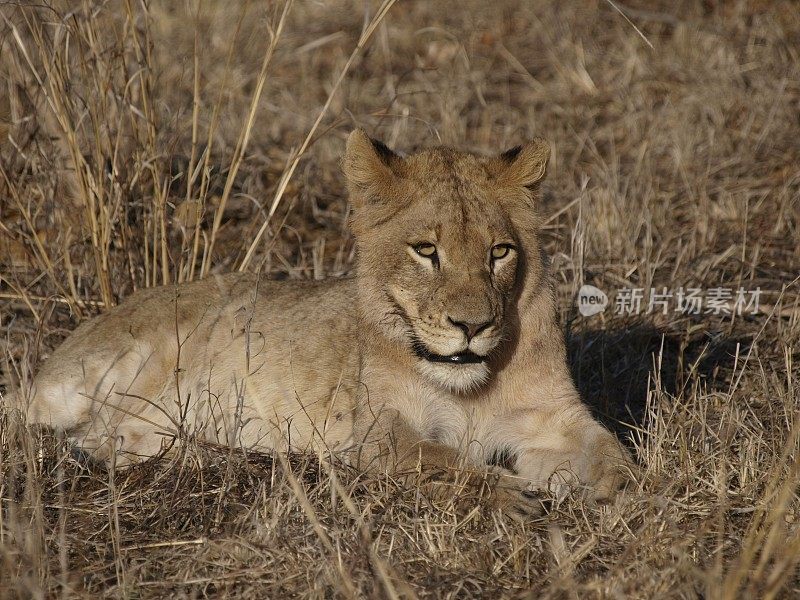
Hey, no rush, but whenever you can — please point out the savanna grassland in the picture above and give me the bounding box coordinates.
[0,1,799,597]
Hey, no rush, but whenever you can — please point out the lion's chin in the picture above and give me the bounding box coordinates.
[416,360,490,394]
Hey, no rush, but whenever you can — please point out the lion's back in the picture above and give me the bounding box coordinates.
[21,273,360,459]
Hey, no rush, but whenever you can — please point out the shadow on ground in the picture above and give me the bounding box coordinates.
[566,321,748,446]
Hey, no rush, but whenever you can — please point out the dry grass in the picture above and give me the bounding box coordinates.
[1,0,799,597]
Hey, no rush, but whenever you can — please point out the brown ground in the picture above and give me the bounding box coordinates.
[1,1,799,597]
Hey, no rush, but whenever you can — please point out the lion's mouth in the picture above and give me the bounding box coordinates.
[411,341,486,365]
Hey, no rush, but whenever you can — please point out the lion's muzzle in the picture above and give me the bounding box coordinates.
[411,340,486,365]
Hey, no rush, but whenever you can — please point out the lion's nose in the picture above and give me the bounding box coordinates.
[447,316,493,341]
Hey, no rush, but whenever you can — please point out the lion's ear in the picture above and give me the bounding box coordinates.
[495,137,550,188]
[343,129,402,203]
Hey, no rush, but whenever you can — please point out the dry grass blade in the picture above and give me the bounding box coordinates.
[239,0,399,271]
[203,0,294,278]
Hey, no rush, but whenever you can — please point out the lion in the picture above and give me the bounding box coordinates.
[11,129,631,512]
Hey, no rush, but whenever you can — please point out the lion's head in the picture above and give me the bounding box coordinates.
[344,129,550,393]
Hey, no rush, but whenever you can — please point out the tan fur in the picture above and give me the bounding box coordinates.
[13,130,630,510]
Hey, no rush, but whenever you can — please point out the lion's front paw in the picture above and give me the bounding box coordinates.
[483,467,547,518]
[517,435,633,503]
[583,436,634,501]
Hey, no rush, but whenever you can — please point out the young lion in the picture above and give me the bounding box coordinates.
[14,130,630,511]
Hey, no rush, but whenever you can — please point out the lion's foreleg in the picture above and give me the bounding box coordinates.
[502,405,632,500]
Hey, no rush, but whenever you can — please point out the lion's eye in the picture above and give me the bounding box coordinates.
[491,244,514,261]
[414,243,437,258]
